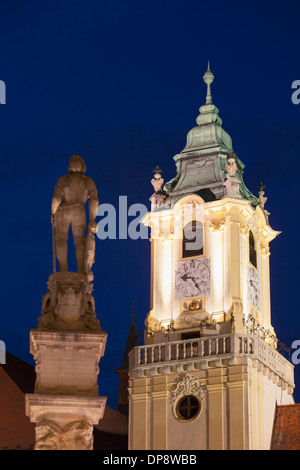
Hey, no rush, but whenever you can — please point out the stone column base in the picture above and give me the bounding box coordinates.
[224,177,241,198]
[30,329,107,396]
[25,394,106,450]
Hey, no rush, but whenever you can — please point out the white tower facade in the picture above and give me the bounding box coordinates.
[128,66,295,450]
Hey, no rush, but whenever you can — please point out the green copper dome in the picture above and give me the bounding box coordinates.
[164,64,258,207]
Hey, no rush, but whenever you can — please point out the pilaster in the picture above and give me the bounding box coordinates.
[229,206,244,333]
[226,366,247,450]
[206,379,225,449]
[129,391,148,450]
[152,378,168,450]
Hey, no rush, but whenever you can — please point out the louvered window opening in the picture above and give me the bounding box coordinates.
[249,231,257,268]
[183,220,203,258]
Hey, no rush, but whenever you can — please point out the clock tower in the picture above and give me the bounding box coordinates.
[128,65,295,450]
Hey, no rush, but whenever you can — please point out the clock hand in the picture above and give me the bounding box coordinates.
[190,277,201,290]
[180,274,201,290]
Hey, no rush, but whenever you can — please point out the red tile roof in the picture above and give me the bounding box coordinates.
[0,353,35,449]
[0,352,127,450]
[271,404,300,450]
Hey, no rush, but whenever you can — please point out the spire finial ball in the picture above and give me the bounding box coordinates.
[203,63,214,86]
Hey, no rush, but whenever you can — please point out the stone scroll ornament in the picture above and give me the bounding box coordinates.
[35,418,94,450]
[169,375,205,405]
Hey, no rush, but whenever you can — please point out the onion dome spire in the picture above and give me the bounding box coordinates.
[195,62,222,128]
[203,61,214,105]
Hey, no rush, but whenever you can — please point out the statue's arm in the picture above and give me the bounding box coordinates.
[51,175,66,222]
[86,177,99,223]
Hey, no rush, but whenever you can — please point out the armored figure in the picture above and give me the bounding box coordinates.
[51,155,99,274]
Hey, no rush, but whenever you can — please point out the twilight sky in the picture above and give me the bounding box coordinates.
[0,0,299,407]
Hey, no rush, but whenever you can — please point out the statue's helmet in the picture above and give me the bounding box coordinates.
[68,155,87,174]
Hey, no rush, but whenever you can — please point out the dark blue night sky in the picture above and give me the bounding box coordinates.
[0,0,300,408]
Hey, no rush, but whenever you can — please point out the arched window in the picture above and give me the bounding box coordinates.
[182,220,203,258]
[249,230,257,268]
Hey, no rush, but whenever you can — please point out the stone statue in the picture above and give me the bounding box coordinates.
[150,166,166,211]
[27,155,106,453]
[225,156,237,177]
[51,155,99,274]
[257,182,270,223]
[258,182,267,210]
[151,166,164,193]
[37,155,101,332]
[224,151,241,199]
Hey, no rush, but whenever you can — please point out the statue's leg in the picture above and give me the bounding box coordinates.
[55,210,70,272]
[56,233,69,271]
[73,233,85,273]
[72,209,86,274]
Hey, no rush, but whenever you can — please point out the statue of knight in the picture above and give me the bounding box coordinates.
[51,155,98,279]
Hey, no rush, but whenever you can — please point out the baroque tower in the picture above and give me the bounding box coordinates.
[128,65,295,450]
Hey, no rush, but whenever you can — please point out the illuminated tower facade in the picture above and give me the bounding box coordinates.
[128,66,295,450]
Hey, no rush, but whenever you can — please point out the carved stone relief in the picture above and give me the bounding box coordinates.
[35,417,94,450]
[206,220,225,232]
[169,374,205,405]
[38,272,101,332]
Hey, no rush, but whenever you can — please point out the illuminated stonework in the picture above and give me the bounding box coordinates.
[169,375,205,405]
[129,65,295,451]
[26,156,107,451]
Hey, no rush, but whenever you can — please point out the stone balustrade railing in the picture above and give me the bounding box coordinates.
[129,333,294,389]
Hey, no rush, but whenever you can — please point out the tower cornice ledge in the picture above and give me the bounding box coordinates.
[128,333,294,393]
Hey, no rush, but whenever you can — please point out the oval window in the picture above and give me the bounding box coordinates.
[175,395,201,421]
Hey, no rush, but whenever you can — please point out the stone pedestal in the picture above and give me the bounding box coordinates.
[149,192,166,211]
[26,271,107,450]
[224,176,241,198]
[25,394,106,450]
[29,330,106,396]
[37,272,101,332]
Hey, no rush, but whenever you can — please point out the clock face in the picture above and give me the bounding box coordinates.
[175,258,210,300]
